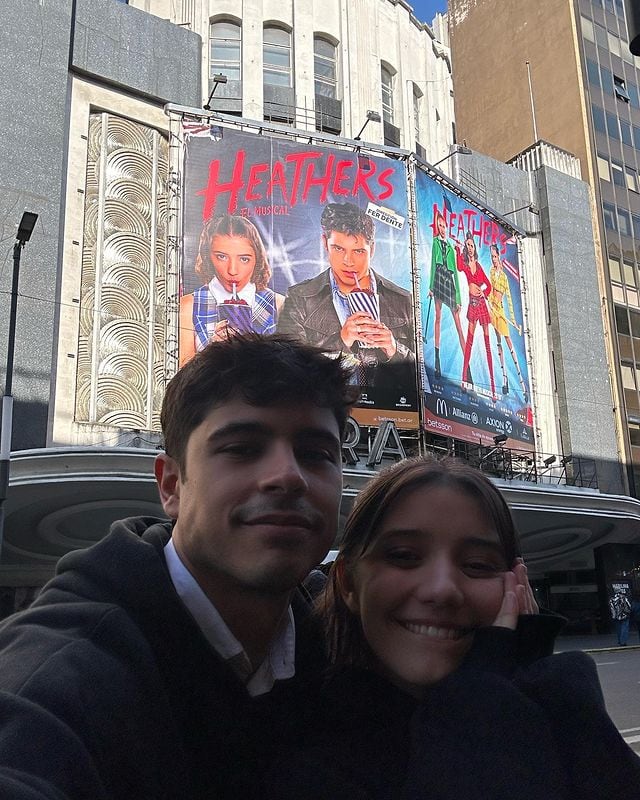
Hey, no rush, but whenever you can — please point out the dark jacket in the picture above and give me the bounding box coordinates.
[277,268,415,362]
[0,517,325,800]
[265,620,640,800]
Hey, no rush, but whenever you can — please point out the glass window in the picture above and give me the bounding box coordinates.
[621,119,633,146]
[381,65,394,124]
[629,83,640,108]
[612,160,625,186]
[601,65,614,94]
[629,421,640,446]
[314,36,337,98]
[582,15,595,42]
[610,256,623,282]
[630,308,640,337]
[609,32,621,57]
[597,154,611,181]
[595,22,609,47]
[606,111,620,139]
[604,201,618,230]
[587,58,601,87]
[619,208,632,236]
[624,259,637,286]
[633,214,640,238]
[593,105,607,134]
[622,364,637,390]
[209,19,241,81]
[614,74,631,102]
[616,305,631,334]
[264,26,292,87]
[634,125,640,149]
[627,167,639,192]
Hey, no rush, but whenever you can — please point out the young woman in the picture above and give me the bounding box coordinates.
[488,243,529,402]
[264,458,640,799]
[179,215,283,366]
[456,231,496,400]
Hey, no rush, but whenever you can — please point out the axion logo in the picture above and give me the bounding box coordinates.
[485,416,505,431]
[435,398,449,418]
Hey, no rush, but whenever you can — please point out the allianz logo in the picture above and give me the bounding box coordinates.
[435,398,478,425]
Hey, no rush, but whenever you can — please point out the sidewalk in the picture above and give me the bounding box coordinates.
[555,632,640,653]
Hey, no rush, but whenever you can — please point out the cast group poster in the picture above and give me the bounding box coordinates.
[415,167,534,448]
[179,124,419,429]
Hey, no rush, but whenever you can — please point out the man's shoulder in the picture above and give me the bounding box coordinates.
[374,271,411,300]
[284,269,331,298]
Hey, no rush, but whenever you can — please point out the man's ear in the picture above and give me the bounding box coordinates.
[154,453,181,520]
[321,233,328,252]
[335,558,360,615]
[369,241,375,260]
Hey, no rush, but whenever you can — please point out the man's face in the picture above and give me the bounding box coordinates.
[156,397,343,605]
[323,230,374,293]
[437,216,447,239]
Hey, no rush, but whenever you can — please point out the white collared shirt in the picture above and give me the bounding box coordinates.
[208,275,257,307]
[164,538,295,696]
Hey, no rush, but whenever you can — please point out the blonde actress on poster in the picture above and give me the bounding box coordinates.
[456,232,496,401]
[488,244,528,402]
[179,215,284,366]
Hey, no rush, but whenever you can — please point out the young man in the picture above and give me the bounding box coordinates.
[277,202,415,387]
[0,334,357,800]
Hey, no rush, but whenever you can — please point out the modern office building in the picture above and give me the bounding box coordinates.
[448,0,640,497]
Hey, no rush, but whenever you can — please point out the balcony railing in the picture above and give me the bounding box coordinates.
[425,435,599,490]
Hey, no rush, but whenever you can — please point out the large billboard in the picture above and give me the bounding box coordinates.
[415,167,534,448]
[180,125,419,428]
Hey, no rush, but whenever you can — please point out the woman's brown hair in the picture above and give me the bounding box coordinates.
[194,215,271,291]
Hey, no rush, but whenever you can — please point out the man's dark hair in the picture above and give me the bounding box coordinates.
[320,202,375,244]
[161,334,359,471]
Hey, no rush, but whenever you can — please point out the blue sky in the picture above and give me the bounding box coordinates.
[409,0,447,24]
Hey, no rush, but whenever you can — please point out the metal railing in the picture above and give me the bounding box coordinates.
[424,435,599,490]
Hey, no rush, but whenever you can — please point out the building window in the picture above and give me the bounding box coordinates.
[263,26,292,87]
[633,213,640,239]
[314,37,337,98]
[604,201,618,230]
[628,167,640,192]
[629,420,640,446]
[622,363,637,390]
[587,59,601,88]
[381,65,394,124]
[606,111,620,140]
[620,119,633,146]
[616,305,631,335]
[610,256,623,283]
[597,154,611,181]
[592,105,607,135]
[612,160,625,186]
[209,19,241,81]
[624,259,637,287]
[581,15,595,43]
[619,207,632,237]
[614,75,631,102]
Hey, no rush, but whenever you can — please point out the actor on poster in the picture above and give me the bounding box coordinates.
[179,215,283,365]
[277,202,414,385]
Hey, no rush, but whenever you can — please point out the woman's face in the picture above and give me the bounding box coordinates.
[491,248,501,268]
[209,234,256,292]
[341,483,508,695]
[465,237,475,257]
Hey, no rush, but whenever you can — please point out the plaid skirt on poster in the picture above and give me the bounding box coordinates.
[467,294,491,325]
[433,263,457,309]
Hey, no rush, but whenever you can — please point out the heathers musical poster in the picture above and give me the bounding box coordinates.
[415,167,534,448]
[180,125,419,429]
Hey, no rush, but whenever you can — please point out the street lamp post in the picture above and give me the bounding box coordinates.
[0,211,38,555]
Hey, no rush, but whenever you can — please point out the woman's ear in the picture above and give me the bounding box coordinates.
[335,558,360,615]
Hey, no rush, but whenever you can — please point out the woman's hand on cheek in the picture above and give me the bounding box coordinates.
[491,571,519,630]
[514,558,539,615]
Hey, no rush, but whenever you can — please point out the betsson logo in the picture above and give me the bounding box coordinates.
[427,417,452,433]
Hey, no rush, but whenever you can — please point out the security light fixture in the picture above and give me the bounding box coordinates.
[493,433,508,446]
[543,455,556,467]
[430,145,472,169]
[354,110,382,141]
[203,73,229,111]
[502,203,540,217]
[16,211,38,245]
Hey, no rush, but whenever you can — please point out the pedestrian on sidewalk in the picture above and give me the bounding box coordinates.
[609,588,632,646]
